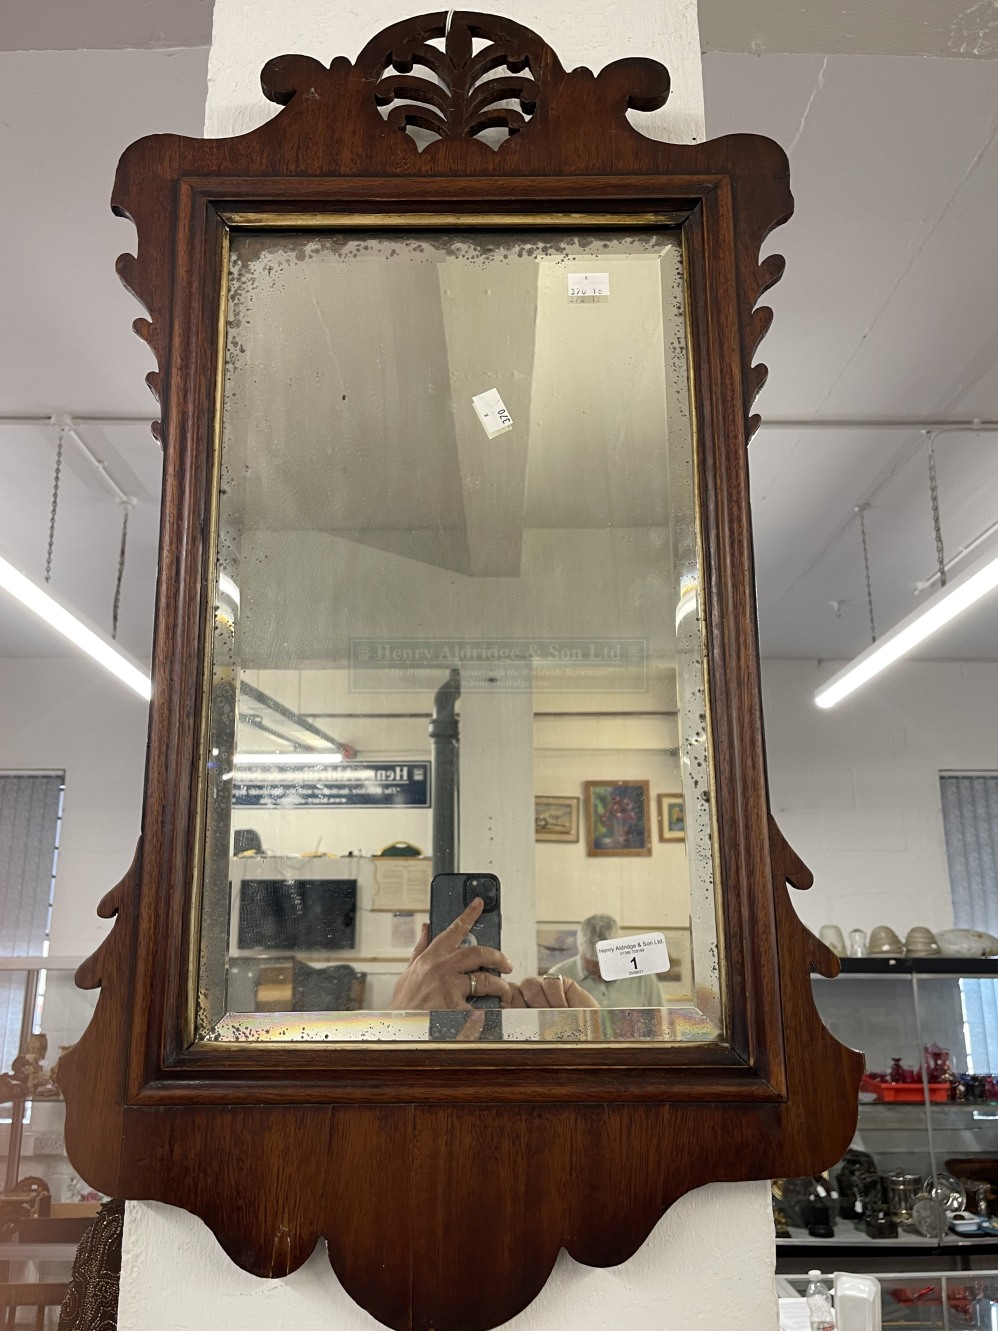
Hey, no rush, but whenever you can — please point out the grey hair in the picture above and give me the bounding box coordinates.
[578,913,619,959]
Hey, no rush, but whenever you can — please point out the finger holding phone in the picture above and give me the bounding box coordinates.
[389,895,513,1011]
[508,974,598,1010]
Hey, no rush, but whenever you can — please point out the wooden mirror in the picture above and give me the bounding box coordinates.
[57,11,863,1329]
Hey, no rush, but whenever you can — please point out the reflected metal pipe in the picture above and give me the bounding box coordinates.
[430,668,461,877]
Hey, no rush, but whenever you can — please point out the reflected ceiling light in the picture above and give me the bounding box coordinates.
[675,575,700,630]
[815,546,998,709]
[232,752,345,766]
[217,573,240,608]
[0,550,152,700]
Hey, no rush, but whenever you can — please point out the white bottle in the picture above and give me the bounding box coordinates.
[805,1270,836,1331]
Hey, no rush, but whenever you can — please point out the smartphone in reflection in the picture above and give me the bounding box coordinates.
[429,872,502,1009]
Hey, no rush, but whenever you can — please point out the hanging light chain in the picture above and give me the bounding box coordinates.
[926,431,947,588]
[856,503,876,644]
[111,501,133,641]
[44,428,65,584]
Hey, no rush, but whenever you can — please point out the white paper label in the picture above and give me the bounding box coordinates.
[567,272,610,302]
[471,387,514,438]
[596,932,670,981]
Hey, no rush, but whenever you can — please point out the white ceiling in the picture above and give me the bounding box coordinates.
[703,51,998,660]
[1,6,997,667]
[226,234,676,577]
[0,46,208,660]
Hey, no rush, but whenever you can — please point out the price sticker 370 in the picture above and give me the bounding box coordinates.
[472,387,514,439]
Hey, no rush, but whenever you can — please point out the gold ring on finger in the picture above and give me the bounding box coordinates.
[468,972,478,999]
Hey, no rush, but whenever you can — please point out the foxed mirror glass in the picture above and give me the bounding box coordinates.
[196,222,722,1044]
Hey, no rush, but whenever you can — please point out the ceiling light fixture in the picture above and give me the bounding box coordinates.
[816,546,998,708]
[817,435,997,708]
[0,550,152,700]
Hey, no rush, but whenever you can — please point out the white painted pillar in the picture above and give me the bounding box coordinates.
[119,3,778,1327]
[459,665,537,980]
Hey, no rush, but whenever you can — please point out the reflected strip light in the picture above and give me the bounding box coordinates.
[233,752,344,766]
[217,572,240,608]
[0,551,151,700]
[816,547,998,709]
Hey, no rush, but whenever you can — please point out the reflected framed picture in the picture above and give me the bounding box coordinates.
[658,793,686,842]
[535,796,580,843]
[584,780,651,857]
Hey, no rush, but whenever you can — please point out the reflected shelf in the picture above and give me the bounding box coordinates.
[777,1229,998,1258]
[814,957,998,977]
[858,1101,998,1118]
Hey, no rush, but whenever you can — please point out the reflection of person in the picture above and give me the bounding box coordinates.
[546,914,664,1008]
[390,897,597,1011]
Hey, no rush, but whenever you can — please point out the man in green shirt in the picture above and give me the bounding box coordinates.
[546,913,664,1008]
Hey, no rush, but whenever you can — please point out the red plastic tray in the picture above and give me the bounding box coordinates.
[861,1075,949,1103]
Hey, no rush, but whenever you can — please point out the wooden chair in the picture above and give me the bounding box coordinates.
[0,1281,70,1329]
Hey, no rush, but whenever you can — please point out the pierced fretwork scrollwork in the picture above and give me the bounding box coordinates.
[372,12,540,148]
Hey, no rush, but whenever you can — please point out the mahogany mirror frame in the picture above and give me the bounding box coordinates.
[57,12,863,1329]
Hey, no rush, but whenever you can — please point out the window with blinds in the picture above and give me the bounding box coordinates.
[0,773,65,1071]
[940,772,998,1075]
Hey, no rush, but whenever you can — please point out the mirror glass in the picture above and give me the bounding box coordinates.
[194,223,724,1045]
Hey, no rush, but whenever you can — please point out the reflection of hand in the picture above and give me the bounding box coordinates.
[390,897,512,1011]
[453,1009,486,1041]
[507,975,598,1009]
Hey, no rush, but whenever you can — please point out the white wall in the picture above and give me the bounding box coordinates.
[763,657,998,942]
[203,0,706,142]
[120,1184,775,1331]
[0,658,148,958]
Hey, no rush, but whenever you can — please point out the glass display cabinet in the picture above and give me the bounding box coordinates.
[778,958,998,1275]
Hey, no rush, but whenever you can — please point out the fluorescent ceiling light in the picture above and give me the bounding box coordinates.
[233,752,344,766]
[0,550,151,700]
[816,547,998,709]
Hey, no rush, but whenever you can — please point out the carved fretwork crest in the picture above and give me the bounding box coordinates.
[374,12,538,147]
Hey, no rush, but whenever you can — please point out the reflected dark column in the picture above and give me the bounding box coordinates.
[430,668,461,877]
